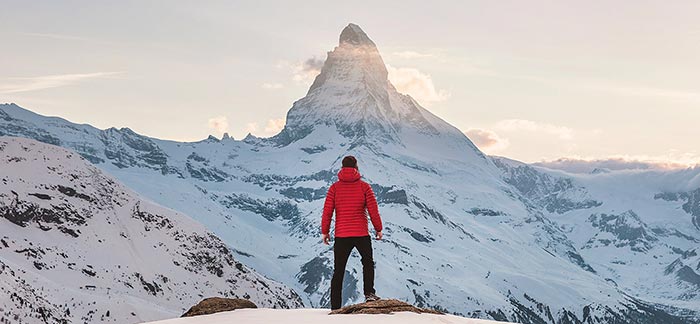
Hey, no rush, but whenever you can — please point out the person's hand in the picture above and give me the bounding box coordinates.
[376,231,383,240]
[322,234,330,245]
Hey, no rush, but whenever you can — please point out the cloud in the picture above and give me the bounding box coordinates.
[464,128,510,153]
[285,56,451,106]
[207,116,229,133]
[244,122,258,134]
[0,72,123,94]
[284,57,451,107]
[534,154,700,173]
[495,119,574,140]
[291,57,325,84]
[386,65,450,106]
[264,118,285,134]
[392,51,435,59]
[17,32,123,46]
[261,83,284,89]
[243,118,286,137]
[19,32,94,42]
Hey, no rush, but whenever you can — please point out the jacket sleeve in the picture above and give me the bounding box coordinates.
[364,183,383,232]
[321,184,335,235]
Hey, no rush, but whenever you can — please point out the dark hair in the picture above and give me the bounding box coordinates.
[342,155,358,169]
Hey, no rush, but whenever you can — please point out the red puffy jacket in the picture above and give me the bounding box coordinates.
[321,167,383,237]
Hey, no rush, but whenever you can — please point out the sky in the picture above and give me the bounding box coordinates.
[1,1,699,165]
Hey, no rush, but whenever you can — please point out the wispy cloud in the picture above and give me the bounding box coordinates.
[495,119,574,140]
[244,122,258,134]
[18,32,95,42]
[280,56,451,107]
[464,128,510,153]
[276,57,325,85]
[0,72,123,94]
[264,118,285,134]
[284,57,325,84]
[207,116,229,134]
[534,153,700,173]
[386,65,450,106]
[243,118,286,137]
[17,32,124,47]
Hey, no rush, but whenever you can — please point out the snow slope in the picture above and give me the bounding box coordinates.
[144,308,510,324]
[495,158,700,318]
[0,137,302,324]
[1,23,698,323]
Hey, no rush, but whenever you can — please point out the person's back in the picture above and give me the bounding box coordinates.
[324,167,381,238]
[321,156,383,310]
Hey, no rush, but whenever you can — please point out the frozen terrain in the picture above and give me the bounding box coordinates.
[1,23,698,323]
[0,138,302,323]
[144,308,511,324]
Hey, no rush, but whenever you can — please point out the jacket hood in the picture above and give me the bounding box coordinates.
[337,167,361,182]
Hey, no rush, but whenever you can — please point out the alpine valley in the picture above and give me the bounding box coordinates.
[1,24,699,324]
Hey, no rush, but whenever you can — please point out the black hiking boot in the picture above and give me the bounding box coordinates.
[364,293,380,302]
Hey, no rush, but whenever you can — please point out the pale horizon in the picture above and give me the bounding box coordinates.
[2,1,699,166]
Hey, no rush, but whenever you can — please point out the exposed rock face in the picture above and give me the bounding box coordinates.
[585,210,657,252]
[181,297,257,317]
[492,157,602,214]
[329,299,443,315]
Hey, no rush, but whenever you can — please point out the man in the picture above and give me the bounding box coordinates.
[321,155,383,310]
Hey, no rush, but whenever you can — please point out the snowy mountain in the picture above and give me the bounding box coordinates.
[273,24,482,160]
[0,138,302,323]
[1,23,699,323]
[493,157,700,312]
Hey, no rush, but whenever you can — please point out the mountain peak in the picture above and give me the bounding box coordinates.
[270,23,483,161]
[305,23,388,95]
[339,23,376,47]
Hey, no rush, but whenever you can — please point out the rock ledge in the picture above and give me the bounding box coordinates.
[181,297,257,317]
[329,299,443,315]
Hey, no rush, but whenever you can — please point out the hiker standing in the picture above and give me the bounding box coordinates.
[321,155,383,310]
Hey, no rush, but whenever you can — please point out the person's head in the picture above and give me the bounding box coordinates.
[342,155,358,169]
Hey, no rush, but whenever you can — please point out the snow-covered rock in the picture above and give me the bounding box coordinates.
[1,23,699,323]
[0,137,302,323]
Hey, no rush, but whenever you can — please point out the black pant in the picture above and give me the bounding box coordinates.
[330,235,375,310]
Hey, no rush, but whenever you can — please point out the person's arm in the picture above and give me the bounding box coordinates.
[364,183,383,237]
[321,184,336,244]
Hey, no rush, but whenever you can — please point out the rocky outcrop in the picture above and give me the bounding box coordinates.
[181,297,257,317]
[329,299,443,315]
